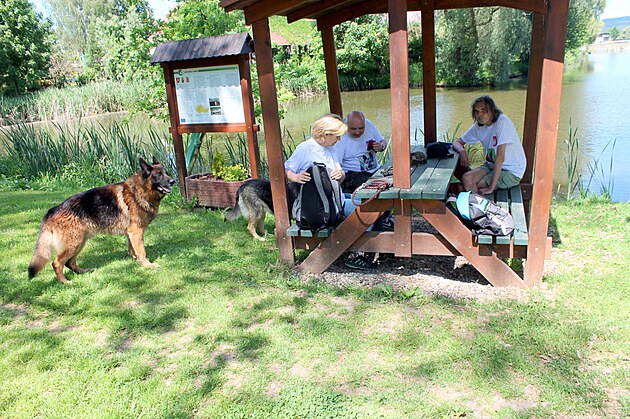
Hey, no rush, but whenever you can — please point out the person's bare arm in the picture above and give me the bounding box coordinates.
[286,169,310,184]
[452,138,470,168]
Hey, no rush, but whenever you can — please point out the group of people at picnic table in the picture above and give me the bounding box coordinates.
[284,95,527,271]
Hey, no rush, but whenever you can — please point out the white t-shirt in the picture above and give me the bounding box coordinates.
[335,119,385,174]
[461,113,526,178]
[284,138,341,174]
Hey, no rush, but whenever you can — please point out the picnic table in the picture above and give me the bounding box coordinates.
[291,146,536,288]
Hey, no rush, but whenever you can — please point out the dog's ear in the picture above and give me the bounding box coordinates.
[152,156,160,165]
[139,158,152,177]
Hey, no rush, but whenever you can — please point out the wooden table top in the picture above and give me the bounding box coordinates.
[352,145,460,201]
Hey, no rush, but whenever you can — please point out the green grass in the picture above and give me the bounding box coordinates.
[0,189,628,418]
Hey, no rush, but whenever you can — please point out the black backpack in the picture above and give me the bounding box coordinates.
[292,163,344,231]
[448,191,515,236]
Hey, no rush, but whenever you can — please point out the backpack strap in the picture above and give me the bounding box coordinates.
[311,164,331,222]
[330,178,344,220]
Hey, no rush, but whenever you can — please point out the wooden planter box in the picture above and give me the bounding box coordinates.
[185,173,248,208]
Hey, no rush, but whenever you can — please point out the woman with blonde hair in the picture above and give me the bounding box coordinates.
[285,114,377,270]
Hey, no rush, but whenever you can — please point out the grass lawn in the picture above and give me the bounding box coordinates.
[0,189,628,418]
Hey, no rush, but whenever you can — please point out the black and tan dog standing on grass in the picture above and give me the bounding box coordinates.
[225,179,299,241]
[28,158,175,284]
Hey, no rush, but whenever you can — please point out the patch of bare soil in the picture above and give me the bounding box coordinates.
[296,218,558,303]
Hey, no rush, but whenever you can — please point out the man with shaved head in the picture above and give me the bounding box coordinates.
[335,110,388,194]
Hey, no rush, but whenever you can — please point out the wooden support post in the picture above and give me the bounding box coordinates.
[389,0,411,189]
[522,12,544,184]
[321,27,343,117]
[525,0,570,286]
[239,55,261,179]
[162,63,188,198]
[251,18,294,263]
[421,0,437,146]
[394,200,413,257]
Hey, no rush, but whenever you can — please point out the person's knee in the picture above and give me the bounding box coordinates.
[461,171,475,190]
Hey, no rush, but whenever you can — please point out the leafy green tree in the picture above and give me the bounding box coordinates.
[0,0,53,95]
[436,9,481,86]
[566,0,605,51]
[334,15,390,90]
[476,7,531,84]
[608,26,620,40]
[47,0,150,76]
[94,7,156,81]
[159,0,245,41]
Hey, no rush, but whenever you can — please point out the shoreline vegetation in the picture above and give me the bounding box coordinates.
[587,39,630,53]
[0,117,618,203]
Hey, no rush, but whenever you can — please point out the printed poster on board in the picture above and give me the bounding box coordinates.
[174,65,244,124]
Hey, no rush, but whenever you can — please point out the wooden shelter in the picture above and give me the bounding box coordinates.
[219,0,570,288]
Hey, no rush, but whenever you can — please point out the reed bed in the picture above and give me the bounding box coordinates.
[0,120,173,188]
[0,80,150,125]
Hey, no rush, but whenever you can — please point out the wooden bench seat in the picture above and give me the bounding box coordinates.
[477,185,528,246]
[286,224,333,238]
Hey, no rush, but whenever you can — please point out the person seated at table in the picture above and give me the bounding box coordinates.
[335,110,388,194]
[451,95,526,195]
[285,114,377,271]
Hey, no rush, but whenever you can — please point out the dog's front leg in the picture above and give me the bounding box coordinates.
[127,236,137,259]
[127,228,159,269]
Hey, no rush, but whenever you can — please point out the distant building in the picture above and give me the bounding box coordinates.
[595,33,611,43]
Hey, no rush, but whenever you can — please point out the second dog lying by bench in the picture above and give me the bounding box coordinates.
[225,179,300,241]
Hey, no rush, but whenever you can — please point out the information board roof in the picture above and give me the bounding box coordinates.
[150,32,254,64]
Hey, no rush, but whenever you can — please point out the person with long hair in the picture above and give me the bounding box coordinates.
[452,95,526,194]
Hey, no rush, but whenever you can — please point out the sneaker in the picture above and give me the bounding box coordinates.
[345,255,377,271]
[381,214,395,231]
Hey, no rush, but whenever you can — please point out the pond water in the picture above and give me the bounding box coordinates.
[280,51,630,202]
[5,51,627,202]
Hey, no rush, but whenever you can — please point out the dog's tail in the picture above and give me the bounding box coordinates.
[225,191,242,221]
[28,225,53,279]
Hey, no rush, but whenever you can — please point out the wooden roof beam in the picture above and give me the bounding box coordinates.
[244,0,319,25]
[434,0,546,14]
[222,0,257,13]
[287,0,358,23]
[317,0,387,30]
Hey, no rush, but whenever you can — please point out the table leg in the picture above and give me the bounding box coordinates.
[415,200,527,289]
[297,200,391,274]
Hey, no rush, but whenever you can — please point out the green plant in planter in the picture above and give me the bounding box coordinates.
[212,153,249,181]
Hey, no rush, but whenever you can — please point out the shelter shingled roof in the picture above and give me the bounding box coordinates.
[150,32,254,64]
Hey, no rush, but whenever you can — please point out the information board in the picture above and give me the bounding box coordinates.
[174,65,244,125]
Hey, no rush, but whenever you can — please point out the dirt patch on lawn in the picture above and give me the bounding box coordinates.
[296,240,562,304]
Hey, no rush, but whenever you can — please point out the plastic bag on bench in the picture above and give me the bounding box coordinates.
[448,191,515,236]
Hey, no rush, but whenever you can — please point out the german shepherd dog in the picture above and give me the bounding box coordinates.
[28,158,175,284]
[225,179,299,241]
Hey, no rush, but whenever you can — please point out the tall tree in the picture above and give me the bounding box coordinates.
[476,7,531,84]
[46,0,150,75]
[0,0,53,95]
[436,9,481,86]
[334,15,390,89]
[94,7,156,81]
[159,0,245,41]
[566,0,606,51]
